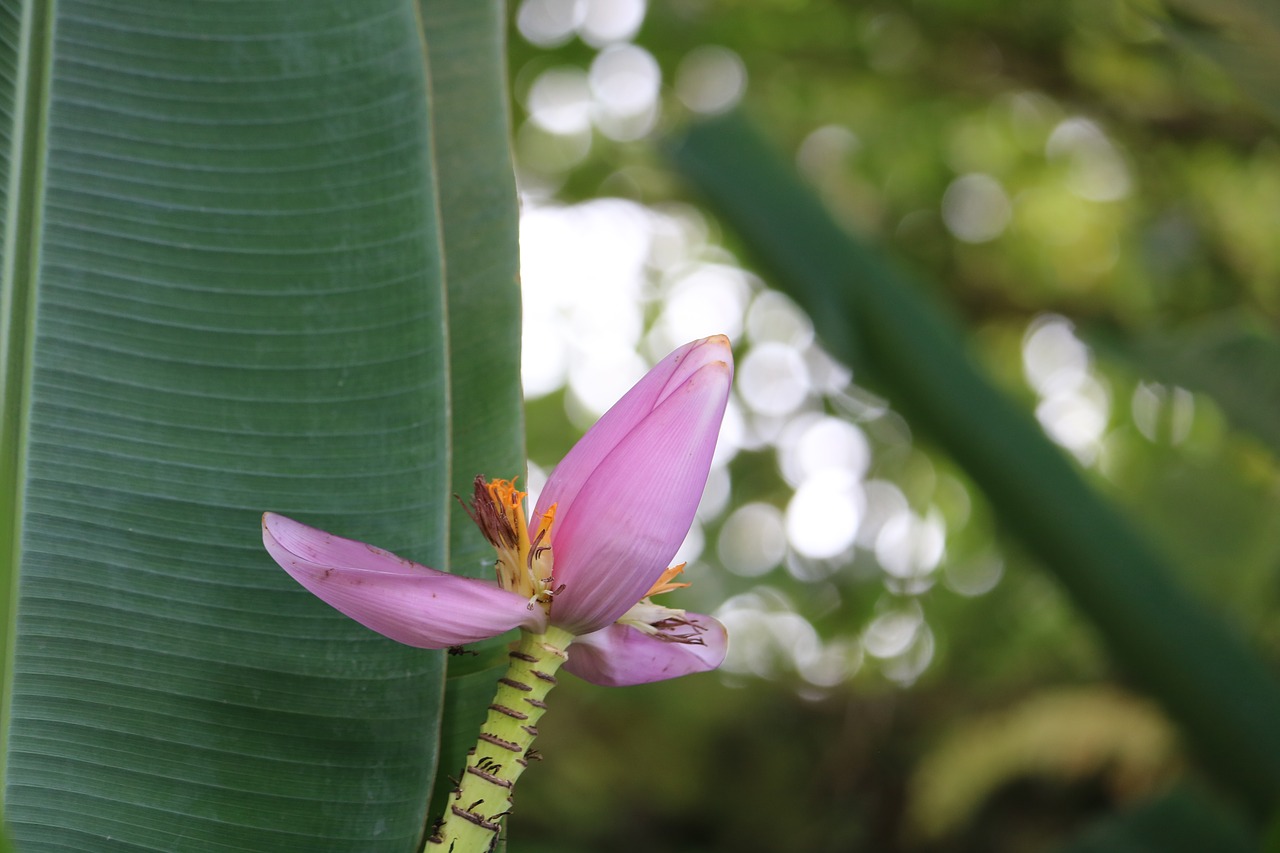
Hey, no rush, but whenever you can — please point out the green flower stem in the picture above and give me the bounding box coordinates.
[425,625,574,852]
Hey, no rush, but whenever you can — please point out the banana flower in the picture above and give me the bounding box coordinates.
[261,335,733,852]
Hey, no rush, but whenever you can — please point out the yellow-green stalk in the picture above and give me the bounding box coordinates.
[424,626,573,853]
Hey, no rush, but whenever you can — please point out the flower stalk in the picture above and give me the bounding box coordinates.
[425,626,574,853]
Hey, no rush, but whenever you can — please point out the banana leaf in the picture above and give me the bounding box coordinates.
[0,1,520,849]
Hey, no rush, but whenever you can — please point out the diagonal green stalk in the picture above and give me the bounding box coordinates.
[424,626,574,853]
[670,111,1280,817]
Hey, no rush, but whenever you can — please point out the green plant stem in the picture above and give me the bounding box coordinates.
[424,626,573,852]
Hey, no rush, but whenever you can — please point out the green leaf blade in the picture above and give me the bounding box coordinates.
[0,1,493,848]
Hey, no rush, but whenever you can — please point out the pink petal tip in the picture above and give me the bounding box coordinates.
[262,513,543,647]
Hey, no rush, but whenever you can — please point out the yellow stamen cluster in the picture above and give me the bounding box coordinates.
[464,476,558,608]
[464,475,697,630]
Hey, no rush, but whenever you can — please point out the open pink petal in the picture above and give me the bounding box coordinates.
[547,360,732,634]
[263,513,543,647]
[563,614,728,686]
[532,335,732,528]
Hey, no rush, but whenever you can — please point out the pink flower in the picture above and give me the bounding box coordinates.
[262,335,733,687]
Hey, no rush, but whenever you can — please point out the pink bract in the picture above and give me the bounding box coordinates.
[261,335,733,686]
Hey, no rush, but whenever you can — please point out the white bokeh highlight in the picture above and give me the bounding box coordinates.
[1023,314,1111,463]
[589,44,661,140]
[675,45,747,115]
[786,470,864,559]
[942,173,1012,243]
[516,0,585,48]
[579,0,646,47]
[739,342,810,417]
[1046,117,1132,202]
[718,502,788,577]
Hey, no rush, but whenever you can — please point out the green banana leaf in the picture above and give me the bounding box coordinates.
[669,112,1280,818]
[0,1,521,850]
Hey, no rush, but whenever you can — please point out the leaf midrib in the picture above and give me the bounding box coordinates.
[1,0,56,787]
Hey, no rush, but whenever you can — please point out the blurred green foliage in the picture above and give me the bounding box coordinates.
[503,0,1280,849]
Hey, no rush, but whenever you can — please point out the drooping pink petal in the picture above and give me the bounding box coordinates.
[563,614,729,686]
[532,335,732,528]
[547,359,732,634]
[263,513,543,647]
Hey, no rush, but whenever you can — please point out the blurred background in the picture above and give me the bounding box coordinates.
[498,1,1280,850]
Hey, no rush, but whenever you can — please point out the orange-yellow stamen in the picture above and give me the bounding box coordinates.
[465,475,558,607]
[647,562,690,597]
[490,478,531,548]
[621,565,704,645]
